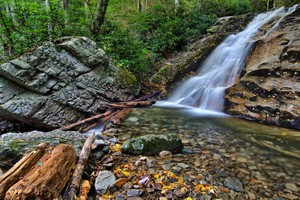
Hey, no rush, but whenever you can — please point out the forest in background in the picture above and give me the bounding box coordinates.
[0,0,299,80]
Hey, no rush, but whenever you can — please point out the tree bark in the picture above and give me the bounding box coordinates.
[5,144,77,200]
[91,0,109,35]
[63,132,95,200]
[0,143,48,199]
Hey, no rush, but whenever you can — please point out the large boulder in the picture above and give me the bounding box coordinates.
[121,134,183,156]
[0,130,86,170]
[0,37,140,132]
[225,7,300,130]
[150,13,254,90]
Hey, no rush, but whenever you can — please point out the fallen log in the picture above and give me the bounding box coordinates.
[5,144,77,200]
[59,92,161,132]
[0,143,48,199]
[59,111,114,131]
[134,90,161,101]
[109,108,132,126]
[99,100,155,109]
[103,108,132,131]
[63,132,96,200]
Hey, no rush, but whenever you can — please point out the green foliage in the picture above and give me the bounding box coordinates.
[198,0,253,16]
[0,0,298,80]
[98,20,153,77]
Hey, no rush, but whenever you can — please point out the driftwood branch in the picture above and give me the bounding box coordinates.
[60,111,113,131]
[59,91,161,132]
[63,132,96,200]
[5,144,77,199]
[0,143,48,199]
[99,100,155,109]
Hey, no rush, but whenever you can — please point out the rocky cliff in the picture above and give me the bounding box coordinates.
[0,37,140,133]
[225,7,300,130]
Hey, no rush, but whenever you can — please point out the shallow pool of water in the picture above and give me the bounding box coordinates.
[115,103,300,197]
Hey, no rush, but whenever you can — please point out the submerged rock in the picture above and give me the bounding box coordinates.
[121,134,183,156]
[224,177,244,192]
[0,37,140,133]
[225,6,300,130]
[0,130,86,170]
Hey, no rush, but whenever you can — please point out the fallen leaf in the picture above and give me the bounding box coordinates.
[114,178,129,188]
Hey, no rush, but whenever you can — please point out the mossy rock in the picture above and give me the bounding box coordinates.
[121,134,183,156]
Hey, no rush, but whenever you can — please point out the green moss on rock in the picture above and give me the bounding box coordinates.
[121,134,183,156]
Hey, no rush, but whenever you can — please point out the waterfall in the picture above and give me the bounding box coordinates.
[168,5,298,112]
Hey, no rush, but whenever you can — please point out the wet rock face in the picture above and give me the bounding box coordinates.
[150,13,254,89]
[225,7,300,130]
[121,134,183,156]
[0,37,140,132]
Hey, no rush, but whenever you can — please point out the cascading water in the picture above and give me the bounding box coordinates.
[168,5,298,112]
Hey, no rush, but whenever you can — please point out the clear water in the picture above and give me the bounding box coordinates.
[168,5,298,111]
[117,107,300,194]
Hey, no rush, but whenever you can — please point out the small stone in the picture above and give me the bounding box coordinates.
[115,193,126,200]
[109,138,118,143]
[174,187,187,198]
[182,147,193,154]
[128,197,143,200]
[224,177,244,192]
[248,165,257,170]
[177,163,190,169]
[95,170,116,195]
[123,182,133,189]
[102,146,110,153]
[285,183,299,192]
[0,168,4,177]
[94,151,104,160]
[162,163,174,170]
[159,150,173,159]
[146,188,155,193]
[147,159,155,168]
[127,189,144,197]
[237,157,247,163]
[247,191,256,200]
[128,117,139,122]
[213,153,221,160]
[94,139,107,147]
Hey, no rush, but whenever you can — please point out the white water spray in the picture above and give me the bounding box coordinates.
[168,5,298,111]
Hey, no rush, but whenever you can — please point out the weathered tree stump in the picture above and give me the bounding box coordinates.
[0,143,48,199]
[5,144,77,200]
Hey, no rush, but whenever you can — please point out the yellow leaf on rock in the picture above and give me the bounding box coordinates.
[184,197,193,200]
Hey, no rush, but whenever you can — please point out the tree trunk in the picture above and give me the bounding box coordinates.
[137,0,142,11]
[63,0,69,10]
[175,0,180,13]
[5,144,77,200]
[91,0,109,35]
[45,0,53,41]
[0,5,14,56]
